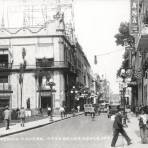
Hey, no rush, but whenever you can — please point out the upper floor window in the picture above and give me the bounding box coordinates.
[0,75,8,83]
[0,54,8,68]
[36,58,54,68]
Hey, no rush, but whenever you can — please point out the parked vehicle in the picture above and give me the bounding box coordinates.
[107,105,120,118]
[100,103,109,113]
[84,104,94,116]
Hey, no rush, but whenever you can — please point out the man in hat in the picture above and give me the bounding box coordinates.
[3,106,11,130]
[111,109,132,147]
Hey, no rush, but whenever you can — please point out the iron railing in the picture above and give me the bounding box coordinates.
[0,61,69,69]
[0,61,77,73]
[0,83,12,91]
[0,63,13,69]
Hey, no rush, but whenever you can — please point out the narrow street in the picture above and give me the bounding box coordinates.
[0,114,115,148]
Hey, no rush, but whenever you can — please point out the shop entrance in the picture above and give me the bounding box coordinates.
[41,96,51,109]
[0,98,9,108]
[0,97,9,122]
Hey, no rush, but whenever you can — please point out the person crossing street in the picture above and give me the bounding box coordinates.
[111,109,132,147]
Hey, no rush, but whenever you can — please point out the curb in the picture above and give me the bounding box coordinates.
[0,112,84,138]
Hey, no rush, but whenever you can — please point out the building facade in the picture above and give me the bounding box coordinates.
[130,0,148,108]
[0,13,93,114]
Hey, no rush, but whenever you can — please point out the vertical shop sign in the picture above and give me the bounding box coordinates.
[130,0,139,35]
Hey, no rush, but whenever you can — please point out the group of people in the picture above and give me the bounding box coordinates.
[3,106,26,130]
[47,106,68,119]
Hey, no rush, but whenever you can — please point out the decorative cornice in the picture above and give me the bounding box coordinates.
[0,27,46,35]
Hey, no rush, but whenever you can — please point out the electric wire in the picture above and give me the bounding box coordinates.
[95,48,124,57]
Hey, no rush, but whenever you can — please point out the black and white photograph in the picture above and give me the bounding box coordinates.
[0,0,148,148]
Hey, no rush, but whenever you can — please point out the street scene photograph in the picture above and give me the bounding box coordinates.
[0,0,148,148]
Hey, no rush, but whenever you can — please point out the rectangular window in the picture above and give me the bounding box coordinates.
[36,58,54,67]
[0,75,8,83]
[0,54,8,68]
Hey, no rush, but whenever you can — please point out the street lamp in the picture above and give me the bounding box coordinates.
[19,47,26,108]
[70,86,78,109]
[84,90,89,104]
[120,69,127,114]
[47,78,55,121]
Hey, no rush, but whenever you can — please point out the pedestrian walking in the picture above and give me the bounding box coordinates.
[47,106,51,116]
[111,110,132,147]
[64,106,67,117]
[3,106,11,130]
[16,108,20,120]
[39,108,42,114]
[77,105,80,112]
[98,106,101,115]
[47,106,52,120]
[72,107,75,116]
[138,110,148,143]
[19,107,25,127]
[59,106,65,119]
[91,106,95,120]
[135,106,139,117]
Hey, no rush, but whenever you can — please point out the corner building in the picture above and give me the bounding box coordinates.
[0,16,93,115]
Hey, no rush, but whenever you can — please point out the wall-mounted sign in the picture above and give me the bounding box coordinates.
[130,0,139,35]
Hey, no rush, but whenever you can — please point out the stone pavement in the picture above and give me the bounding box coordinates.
[0,112,83,137]
[1,111,148,148]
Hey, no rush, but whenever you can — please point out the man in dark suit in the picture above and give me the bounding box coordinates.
[111,110,132,147]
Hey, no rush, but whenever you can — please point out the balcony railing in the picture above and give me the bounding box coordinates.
[36,61,69,69]
[0,61,77,74]
[0,83,12,92]
[0,63,13,69]
[0,61,69,69]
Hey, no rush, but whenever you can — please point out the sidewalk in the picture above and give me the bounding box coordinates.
[0,112,83,137]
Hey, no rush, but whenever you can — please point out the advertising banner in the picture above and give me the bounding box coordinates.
[130,0,139,36]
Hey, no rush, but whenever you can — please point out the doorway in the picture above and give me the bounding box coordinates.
[0,98,9,108]
[41,96,51,109]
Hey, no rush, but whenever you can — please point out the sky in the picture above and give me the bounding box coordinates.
[74,0,130,94]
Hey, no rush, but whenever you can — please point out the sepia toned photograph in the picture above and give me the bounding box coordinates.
[0,0,147,148]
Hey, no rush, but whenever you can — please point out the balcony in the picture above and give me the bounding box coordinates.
[37,86,56,95]
[0,63,12,69]
[0,61,77,73]
[0,83,13,93]
[36,61,69,69]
